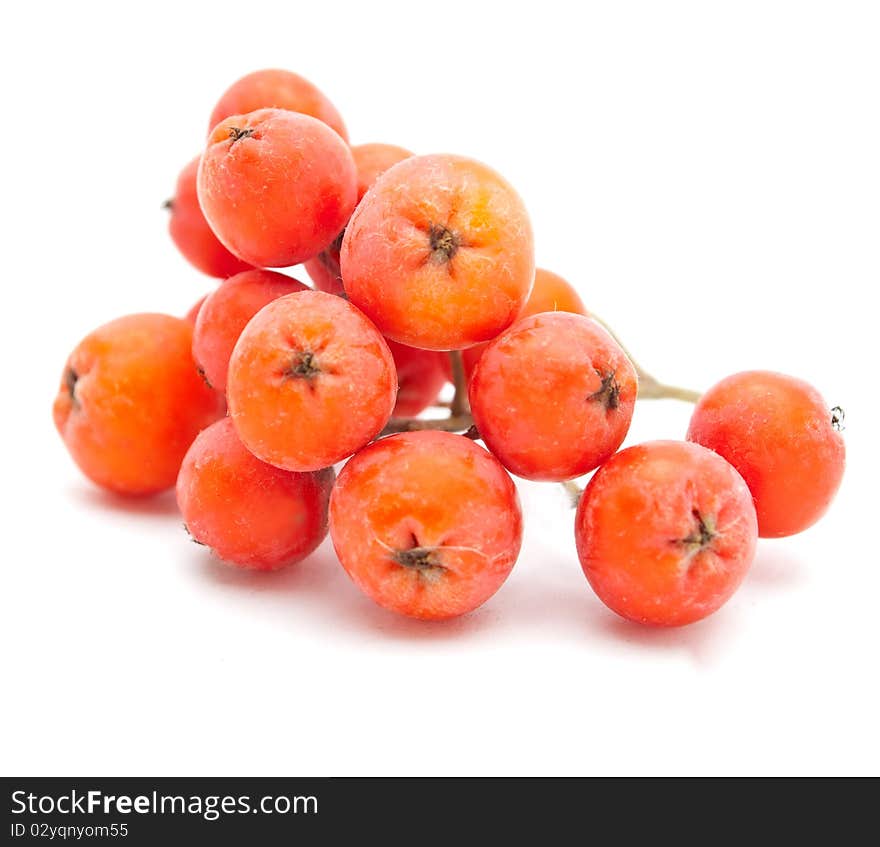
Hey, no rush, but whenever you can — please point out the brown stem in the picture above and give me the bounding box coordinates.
[448,351,470,417]
[380,413,474,437]
[591,313,701,403]
[228,126,254,144]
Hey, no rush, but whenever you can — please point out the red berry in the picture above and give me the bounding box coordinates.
[305,142,414,296]
[177,418,334,570]
[302,235,346,298]
[227,291,396,472]
[341,154,535,350]
[329,431,523,620]
[576,440,758,627]
[198,109,357,268]
[687,371,845,538]
[167,156,253,278]
[461,267,588,380]
[209,69,348,140]
[193,269,309,393]
[387,339,448,417]
[470,312,637,481]
[53,314,225,496]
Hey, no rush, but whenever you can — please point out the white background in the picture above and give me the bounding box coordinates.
[2,1,877,776]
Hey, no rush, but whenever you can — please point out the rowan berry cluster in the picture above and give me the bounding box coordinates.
[53,69,846,627]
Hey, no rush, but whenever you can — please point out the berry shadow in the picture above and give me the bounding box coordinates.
[188,536,745,660]
[193,539,501,641]
[489,553,596,633]
[587,611,739,666]
[191,541,339,596]
[746,544,808,590]
[329,593,500,641]
[496,553,739,664]
[71,485,181,518]
[191,540,498,641]
[311,555,502,642]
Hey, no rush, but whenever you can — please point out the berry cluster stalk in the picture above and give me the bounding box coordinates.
[379,318,700,440]
[591,315,701,404]
[380,351,472,436]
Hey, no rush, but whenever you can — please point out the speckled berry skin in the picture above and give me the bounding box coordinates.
[305,142,414,296]
[470,312,637,481]
[341,154,535,350]
[461,267,588,380]
[227,291,396,472]
[53,314,225,496]
[576,440,758,627]
[209,68,348,140]
[687,371,845,538]
[177,418,334,570]
[193,269,309,393]
[167,156,253,278]
[198,109,357,268]
[329,431,523,620]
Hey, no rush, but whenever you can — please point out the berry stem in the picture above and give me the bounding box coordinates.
[448,350,470,417]
[463,424,481,440]
[561,479,583,507]
[228,126,255,145]
[637,378,702,403]
[428,224,461,264]
[380,413,474,436]
[378,313,699,445]
[591,313,701,403]
[64,367,80,408]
